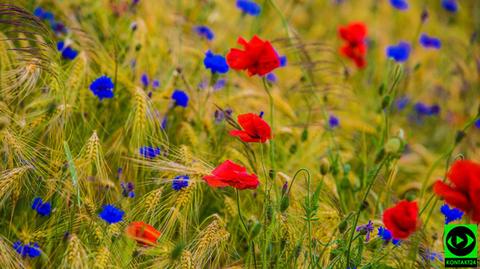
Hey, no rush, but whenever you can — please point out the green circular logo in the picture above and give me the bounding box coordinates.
[446,226,477,257]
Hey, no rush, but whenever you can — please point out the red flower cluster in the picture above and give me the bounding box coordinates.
[226,35,280,76]
[434,159,480,223]
[125,221,161,246]
[382,200,419,239]
[229,113,272,143]
[338,22,367,68]
[203,160,259,190]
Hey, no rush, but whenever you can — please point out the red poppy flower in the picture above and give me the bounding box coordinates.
[125,221,161,246]
[382,200,419,239]
[338,22,367,45]
[203,160,259,190]
[434,159,480,223]
[226,35,281,76]
[340,43,367,68]
[338,22,368,68]
[229,113,272,143]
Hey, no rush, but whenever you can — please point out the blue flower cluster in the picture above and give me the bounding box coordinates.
[57,41,78,60]
[414,102,440,116]
[386,42,411,62]
[141,73,160,89]
[214,108,233,123]
[377,226,401,245]
[13,241,41,258]
[236,0,261,16]
[99,204,124,224]
[419,34,441,49]
[356,220,374,242]
[390,0,408,10]
[204,51,229,74]
[172,175,189,191]
[441,0,458,13]
[139,146,161,159]
[121,182,135,198]
[32,197,51,216]
[172,90,189,108]
[34,7,67,35]
[90,76,114,100]
[329,115,340,128]
[194,26,215,41]
[440,204,463,224]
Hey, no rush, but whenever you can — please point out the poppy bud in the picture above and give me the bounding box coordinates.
[360,200,369,211]
[375,149,385,163]
[338,219,348,233]
[381,96,391,109]
[269,169,275,180]
[280,196,290,212]
[289,144,297,154]
[378,83,385,95]
[320,159,330,175]
[384,137,402,154]
[455,130,466,145]
[405,193,416,202]
[301,128,308,141]
[47,102,58,114]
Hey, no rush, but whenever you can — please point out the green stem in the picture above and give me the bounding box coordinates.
[236,189,256,268]
[345,158,387,267]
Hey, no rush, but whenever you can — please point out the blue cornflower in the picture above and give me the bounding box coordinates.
[328,115,339,128]
[141,73,149,87]
[441,204,463,224]
[396,96,409,110]
[98,204,124,224]
[194,26,215,41]
[161,117,167,129]
[172,90,189,108]
[378,226,401,245]
[475,119,480,129]
[139,146,161,159]
[57,41,78,60]
[32,197,51,216]
[279,55,287,67]
[121,182,135,198]
[414,102,440,116]
[33,7,44,18]
[214,108,233,123]
[386,42,411,62]
[214,79,227,91]
[236,0,261,16]
[13,241,41,258]
[424,250,444,262]
[152,79,160,89]
[356,220,374,242]
[441,0,458,13]
[390,0,408,10]
[172,175,189,191]
[34,7,54,22]
[204,51,229,74]
[266,73,277,84]
[117,167,123,178]
[419,34,441,49]
[89,76,114,100]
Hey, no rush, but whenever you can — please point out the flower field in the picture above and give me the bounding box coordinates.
[0,0,479,268]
